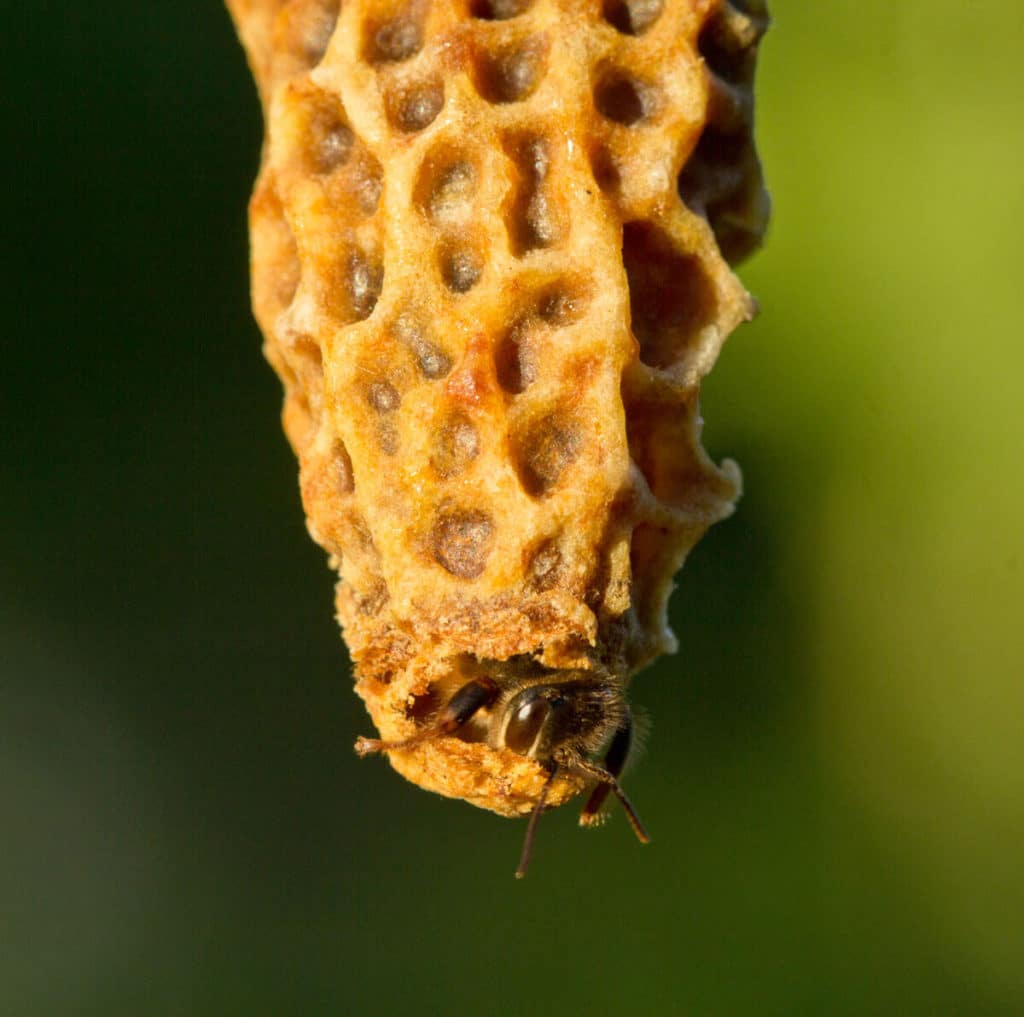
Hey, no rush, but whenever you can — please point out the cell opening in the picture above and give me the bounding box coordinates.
[365,12,424,64]
[513,412,583,497]
[430,508,495,579]
[468,0,532,21]
[386,78,444,132]
[622,221,718,370]
[594,72,651,126]
[474,37,548,105]
[503,133,565,255]
[440,245,483,293]
[601,0,664,35]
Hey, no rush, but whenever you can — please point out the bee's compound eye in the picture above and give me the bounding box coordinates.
[505,696,550,755]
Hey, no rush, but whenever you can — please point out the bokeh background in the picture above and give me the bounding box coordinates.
[3,1,1023,1014]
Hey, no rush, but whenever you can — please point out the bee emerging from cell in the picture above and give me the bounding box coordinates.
[356,663,648,877]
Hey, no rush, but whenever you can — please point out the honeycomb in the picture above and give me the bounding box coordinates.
[227,0,769,816]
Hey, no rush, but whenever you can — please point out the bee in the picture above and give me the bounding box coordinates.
[356,666,649,878]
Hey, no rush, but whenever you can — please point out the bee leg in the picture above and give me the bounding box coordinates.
[354,676,499,757]
[578,706,634,828]
[573,746,650,846]
[515,765,559,880]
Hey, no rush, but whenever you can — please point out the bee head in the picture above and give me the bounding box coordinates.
[497,677,626,767]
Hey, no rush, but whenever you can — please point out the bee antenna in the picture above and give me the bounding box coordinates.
[515,766,559,880]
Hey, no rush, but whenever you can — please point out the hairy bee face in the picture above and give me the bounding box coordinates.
[492,679,627,766]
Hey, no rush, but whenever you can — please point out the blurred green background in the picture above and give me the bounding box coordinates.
[3,1,1022,1014]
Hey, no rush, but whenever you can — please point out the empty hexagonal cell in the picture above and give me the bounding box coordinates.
[274,0,340,70]
[430,413,481,478]
[281,84,349,175]
[251,182,301,318]
[513,411,583,496]
[363,5,425,64]
[698,1,767,81]
[622,221,718,369]
[385,77,444,132]
[430,508,494,578]
[526,537,563,591]
[503,133,565,255]
[600,0,663,35]
[351,155,385,216]
[624,385,707,507]
[333,438,355,494]
[677,126,744,212]
[367,379,401,414]
[468,0,533,21]
[494,279,587,393]
[290,334,324,375]
[678,125,768,265]
[284,84,384,215]
[414,147,478,223]
[392,312,452,378]
[494,319,537,394]
[347,249,384,320]
[589,144,621,193]
[364,378,401,455]
[535,279,588,326]
[594,70,654,126]
[628,522,669,626]
[439,244,483,293]
[306,101,354,174]
[473,36,549,104]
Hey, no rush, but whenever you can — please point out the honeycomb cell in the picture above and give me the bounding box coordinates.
[307,102,354,174]
[290,335,323,375]
[348,249,384,320]
[468,0,532,21]
[601,0,663,35]
[494,318,537,394]
[251,181,301,319]
[431,413,480,478]
[378,421,399,455]
[430,508,495,578]
[622,221,717,369]
[365,12,423,64]
[352,155,384,215]
[440,245,483,293]
[333,439,356,494]
[474,37,549,105]
[526,538,563,591]
[386,77,444,132]
[274,0,340,71]
[623,378,698,504]
[628,522,665,626]
[678,127,742,214]
[536,280,587,326]
[674,5,769,266]
[285,84,384,215]
[594,71,651,125]
[392,312,452,378]
[698,2,765,80]
[415,150,478,223]
[368,379,401,413]
[589,144,621,193]
[504,134,564,255]
[513,412,582,496]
